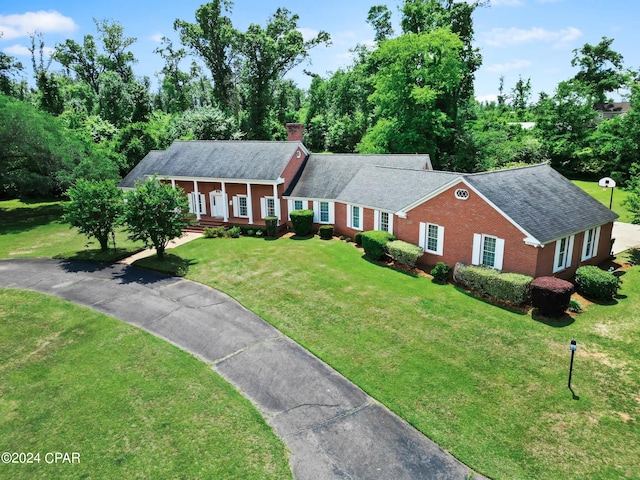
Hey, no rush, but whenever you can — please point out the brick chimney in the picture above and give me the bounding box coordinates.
[285,123,304,142]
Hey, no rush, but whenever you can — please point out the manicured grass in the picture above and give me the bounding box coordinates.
[0,199,143,260]
[572,180,633,223]
[0,289,292,480]
[171,236,640,480]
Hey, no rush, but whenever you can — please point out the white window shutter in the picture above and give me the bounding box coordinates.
[313,201,319,222]
[303,200,309,210]
[436,225,445,256]
[188,193,195,214]
[260,198,267,219]
[199,193,206,215]
[374,210,380,230]
[553,239,563,273]
[287,200,293,220]
[472,234,482,265]
[328,202,335,224]
[232,196,239,217]
[494,238,505,270]
[593,226,601,258]
[419,222,426,251]
[388,214,394,234]
[566,235,575,267]
[581,229,591,261]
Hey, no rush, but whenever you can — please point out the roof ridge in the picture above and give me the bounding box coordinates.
[464,162,549,177]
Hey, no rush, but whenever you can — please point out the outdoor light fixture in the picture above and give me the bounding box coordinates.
[568,339,577,389]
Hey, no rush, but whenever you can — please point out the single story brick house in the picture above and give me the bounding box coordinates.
[120,124,618,279]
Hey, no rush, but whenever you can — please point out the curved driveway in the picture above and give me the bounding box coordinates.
[0,258,486,480]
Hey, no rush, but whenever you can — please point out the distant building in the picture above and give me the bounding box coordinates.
[594,102,631,120]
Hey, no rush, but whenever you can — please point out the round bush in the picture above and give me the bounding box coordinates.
[290,209,314,236]
[575,266,620,300]
[318,225,334,240]
[531,276,574,317]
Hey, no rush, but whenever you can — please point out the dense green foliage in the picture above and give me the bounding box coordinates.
[430,261,451,283]
[1,1,639,200]
[453,262,533,305]
[530,276,575,317]
[264,216,278,237]
[122,177,193,259]
[575,265,621,300]
[385,240,424,268]
[360,230,396,260]
[289,209,314,236]
[318,224,334,240]
[63,179,123,251]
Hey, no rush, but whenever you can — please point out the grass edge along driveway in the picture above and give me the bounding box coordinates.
[0,289,292,480]
[166,236,640,480]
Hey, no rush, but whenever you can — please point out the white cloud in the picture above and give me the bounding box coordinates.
[3,43,54,57]
[298,28,320,42]
[476,93,499,103]
[490,0,524,6]
[150,33,164,43]
[482,26,582,47]
[486,59,532,73]
[0,11,77,40]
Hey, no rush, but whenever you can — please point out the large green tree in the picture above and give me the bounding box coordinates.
[123,177,193,259]
[571,37,627,103]
[357,29,464,160]
[63,179,123,251]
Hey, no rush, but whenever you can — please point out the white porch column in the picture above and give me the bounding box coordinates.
[246,183,254,225]
[193,180,201,220]
[273,184,280,222]
[171,179,176,189]
[221,181,228,222]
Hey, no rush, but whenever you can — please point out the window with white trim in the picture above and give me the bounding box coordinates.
[265,197,276,217]
[553,235,574,273]
[294,200,303,211]
[348,205,362,230]
[419,222,444,256]
[379,212,389,232]
[189,192,206,215]
[472,234,505,270]
[320,202,329,223]
[581,226,601,261]
[237,195,248,217]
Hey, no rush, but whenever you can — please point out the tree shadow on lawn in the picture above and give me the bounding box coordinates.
[453,286,529,316]
[0,203,66,234]
[531,310,575,327]
[132,253,198,278]
[361,255,420,278]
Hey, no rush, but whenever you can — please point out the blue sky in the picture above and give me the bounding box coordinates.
[1,0,638,102]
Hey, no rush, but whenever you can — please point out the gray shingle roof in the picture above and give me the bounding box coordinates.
[464,164,619,244]
[288,154,431,200]
[337,167,458,212]
[119,140,303,188]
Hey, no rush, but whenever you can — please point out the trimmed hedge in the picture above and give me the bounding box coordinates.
[530,276,574,317]
[264,216,278,237]
[386,240,423,268]
[290,209,314,236]
[453,262,533,305]
[360,230,396,260]
[318,225,334,240]
[575,265,620,300]
[354,231,363,246]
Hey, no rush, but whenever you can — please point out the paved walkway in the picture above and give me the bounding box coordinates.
[118,231,203,265]
[612,222,640,255]
[0,258,486,480]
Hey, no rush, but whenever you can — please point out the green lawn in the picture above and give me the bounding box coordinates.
[0,289,292,480]
[572,180,633,223]
[0,199,143,260]
[160,236,640,480]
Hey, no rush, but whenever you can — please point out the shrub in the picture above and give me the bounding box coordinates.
[203,226,225,238]
[255,230,263,237]
[430,262,451,283]
[360,230,396,260]
[354,232,363,246]
[264,216,278,237]
[318,225,334,240]
[386,240,423,268]
[226,226,241,238]
[575,265,620,300]
[568,299,582,313]
[246,229,255,237]
[454,262,533,305]
[290,209,314,236]
[530,276,575,317]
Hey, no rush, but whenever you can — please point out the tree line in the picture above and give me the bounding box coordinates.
[1,0,640,217]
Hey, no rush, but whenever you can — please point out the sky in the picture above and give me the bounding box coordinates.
[1,0,639,103]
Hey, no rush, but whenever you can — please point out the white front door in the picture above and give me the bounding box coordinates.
[210,191,225,218]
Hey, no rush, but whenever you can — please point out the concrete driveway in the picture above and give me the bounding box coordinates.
[0,258,486,480]
[612,222,640,255]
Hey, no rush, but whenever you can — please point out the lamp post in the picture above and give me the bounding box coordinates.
[568,339,577,389]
